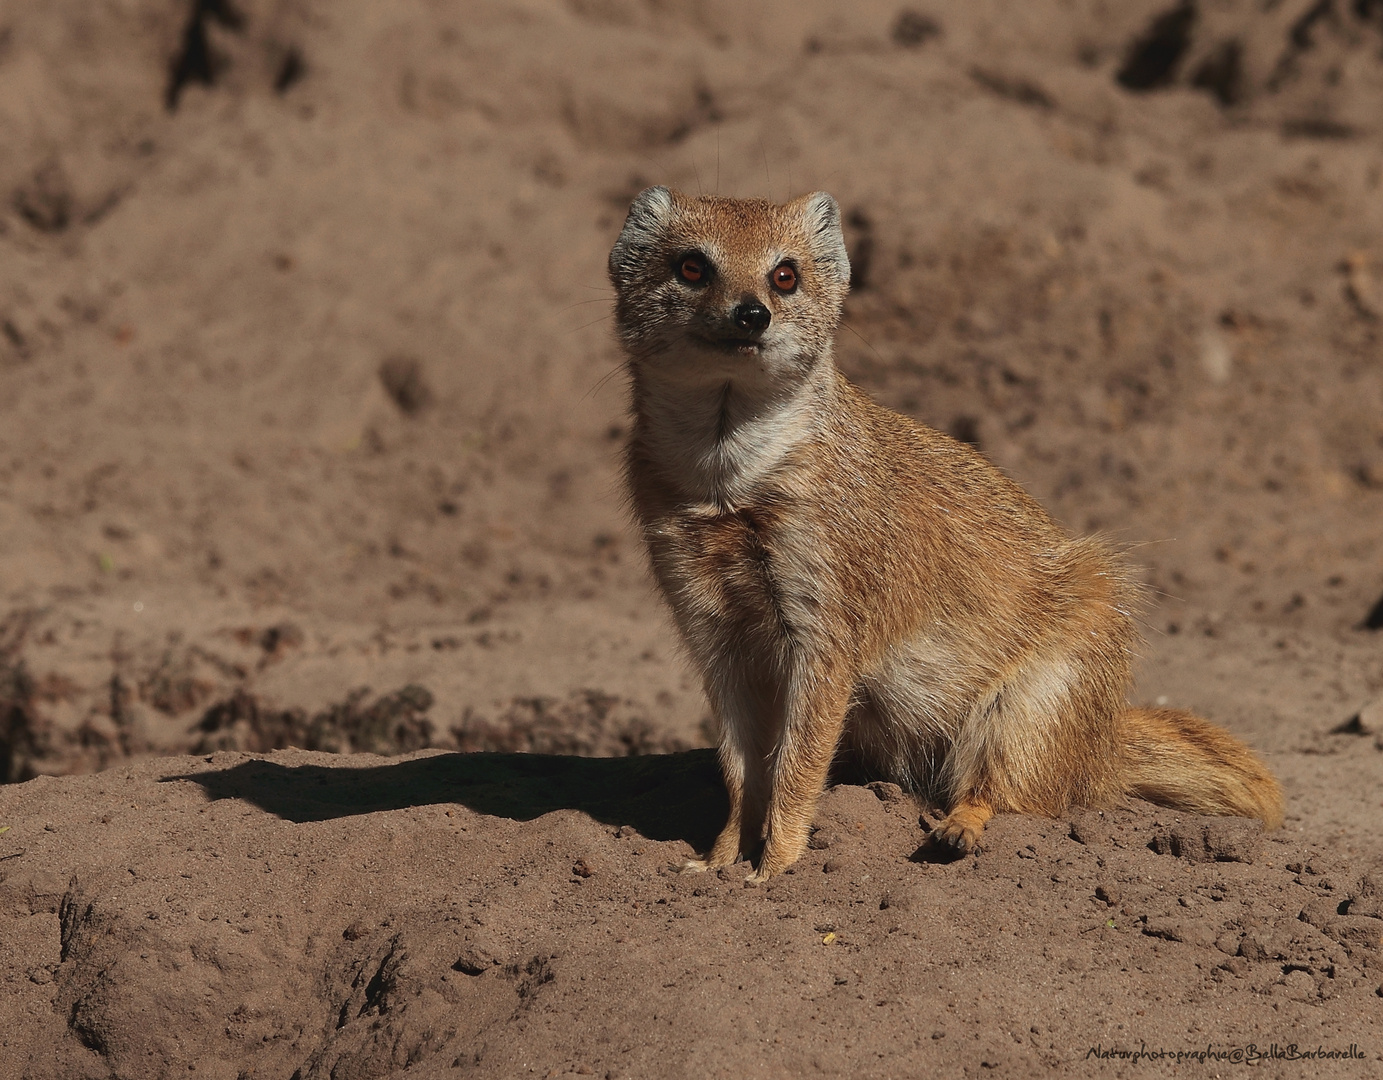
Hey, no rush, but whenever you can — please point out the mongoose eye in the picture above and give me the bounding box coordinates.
[678,255,708,284]
[771,263,798,293]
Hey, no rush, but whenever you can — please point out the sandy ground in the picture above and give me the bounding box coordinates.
[2,0,1383,1076]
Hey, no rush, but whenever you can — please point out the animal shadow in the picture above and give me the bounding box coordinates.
[164,748,728,852]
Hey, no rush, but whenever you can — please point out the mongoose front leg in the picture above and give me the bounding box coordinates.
[684,789,742,873]
[748,674,852,882]
[932,796,993,853]
[687,760,760,872]
[702,774,768,868]
[684,697,772,872]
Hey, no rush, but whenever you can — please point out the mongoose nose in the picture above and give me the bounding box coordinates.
[732,301,771,336]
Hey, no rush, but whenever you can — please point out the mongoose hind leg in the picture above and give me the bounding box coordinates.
[926,635,1127,855]
[931,797,993,853]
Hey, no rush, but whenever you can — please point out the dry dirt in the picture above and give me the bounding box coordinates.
[2,1,1383,1077]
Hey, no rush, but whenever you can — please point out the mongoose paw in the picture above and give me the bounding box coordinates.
[680,859,711,873]
[930,819,983,854]
[744,867,773,885]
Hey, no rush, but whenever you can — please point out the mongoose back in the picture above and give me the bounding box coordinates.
[608,186,1283,882]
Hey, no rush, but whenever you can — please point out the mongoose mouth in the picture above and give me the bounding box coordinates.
[699,335,763,356]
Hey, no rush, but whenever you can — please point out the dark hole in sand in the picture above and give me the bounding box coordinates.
[378,356,433,416]
[166,0,245,111]
[1362,592,1383,630]
[274,47,306,94]
[844,208,874,292]
[1116,2,1196,92]
[948,415,982,449]
[1290,0,1334,51]
[1281,117,1357,140]
[891,10,942,49]
[969,67,1055,110]
[1190,39,1243,106]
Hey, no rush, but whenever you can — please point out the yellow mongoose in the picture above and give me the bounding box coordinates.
[609,187,1283,882]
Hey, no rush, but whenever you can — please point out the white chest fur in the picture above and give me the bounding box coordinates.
[632,352,834,509]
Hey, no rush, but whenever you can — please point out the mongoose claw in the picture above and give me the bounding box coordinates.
[929,801,992,855]
[929,821,982,854]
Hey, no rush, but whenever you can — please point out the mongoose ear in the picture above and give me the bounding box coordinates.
[609,186,677,287]
[797,191,851,287]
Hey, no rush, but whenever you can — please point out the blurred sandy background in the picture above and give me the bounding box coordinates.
[2,0,1380,782]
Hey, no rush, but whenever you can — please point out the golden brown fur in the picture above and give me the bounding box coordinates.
[608,187,1283,882]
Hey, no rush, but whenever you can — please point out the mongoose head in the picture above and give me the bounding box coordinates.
[608,188,851,392]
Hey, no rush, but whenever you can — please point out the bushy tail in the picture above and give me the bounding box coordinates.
[1120,707,1284,829]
